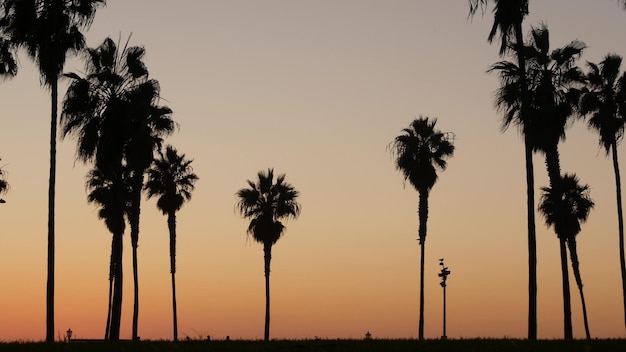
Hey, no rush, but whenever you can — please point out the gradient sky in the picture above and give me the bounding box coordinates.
[1,0,626,341]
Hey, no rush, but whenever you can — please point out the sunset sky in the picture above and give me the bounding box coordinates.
[1,0,626,341]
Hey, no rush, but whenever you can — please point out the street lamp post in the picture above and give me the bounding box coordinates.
[438,258,451,340]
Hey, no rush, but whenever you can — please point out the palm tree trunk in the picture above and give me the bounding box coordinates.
[559,238,573,339]
[109,230,124,340]
[132,233,139,340]
[611,142,626,334]
[524,136,538,340]
[514,20,538,341]
[168,211,178,341]
[567,237,591,339]
[544,145,573,339]
[418,189,429,340]
[46,79,58,343]
[263,243,272,341]
[130,182,142,340]
[105,238,115,339]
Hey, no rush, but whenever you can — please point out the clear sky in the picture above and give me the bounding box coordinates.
[1,0,625,341]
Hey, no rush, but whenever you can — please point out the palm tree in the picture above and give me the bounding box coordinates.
[468,0,538,338]
[0,0,105,341]
[389,117,454,340]
[125,88,175,340]
[539,173,594,339]
[526,24,586,339]
[61,36,168,340]
[145,145,198,342]
[236,169,301,341]
[85,167,128,340]
[579,54,626,334]
[0,157,8,200]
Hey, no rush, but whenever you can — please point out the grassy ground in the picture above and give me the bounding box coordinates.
[0,339,625,352]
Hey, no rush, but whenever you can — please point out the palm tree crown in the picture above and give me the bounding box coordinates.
[468,0,529,55]
[145,145,198,215]
[539,174,594,240]
[525,24,586,153]
[62,36,168,171]
[236,168,301,245]
[1,0,104,86]
[580,54,626,153]
[390,117,454,197]
[0,158,8,196]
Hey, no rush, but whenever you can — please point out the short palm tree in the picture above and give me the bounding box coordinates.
[539,173,594,339]
[579,54,626,334]
[236,169,301,341]
[1,0,105,341]
[145,145,198,342]
[389,117,454,340]
[85,167,129,340]
[61,36,174,340]
[469,0,538,338]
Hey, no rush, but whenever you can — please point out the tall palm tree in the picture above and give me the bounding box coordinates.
[85,167,128,340]
[0,0,105,341]
[539,173,594,339]
[468,0,538,338]
[125,87,174,340]
[145,145,198,342]
[236,169,301,341]
[61,36,168,340]
[389,117,454,340]
[579,54,626,334]
[526,24,586,339]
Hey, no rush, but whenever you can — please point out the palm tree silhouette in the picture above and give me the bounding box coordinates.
[236,169,301,341]
[145,145,198,342]
[0,158,8,199]
[61,36,174,340]
[526,24,585,339]
[469,0,538,338]
[85,167,129,340]
[124,76,175,341]
[579,54,626,334]
[539,173,594,339]
[389,117,454,340]
[1,0,105,340]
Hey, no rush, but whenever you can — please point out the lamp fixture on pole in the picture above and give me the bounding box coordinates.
[438,258,451,340]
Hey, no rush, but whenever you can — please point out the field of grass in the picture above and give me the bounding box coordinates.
[0,339,625,352]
